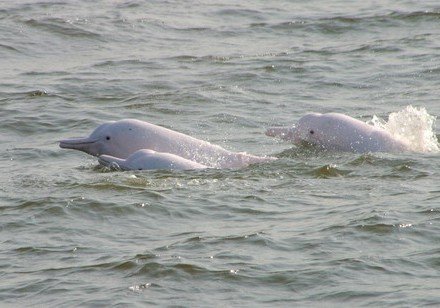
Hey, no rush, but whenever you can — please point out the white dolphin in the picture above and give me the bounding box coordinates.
[266,112,410,153]
[60,119,274,168]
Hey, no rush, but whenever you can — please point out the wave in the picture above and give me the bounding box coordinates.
[24,17,102,39]
[265,10,440,31]
[368,105,439,153]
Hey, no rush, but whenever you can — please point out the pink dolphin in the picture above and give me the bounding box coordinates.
[60,119,274,168]
[266,113,410,153]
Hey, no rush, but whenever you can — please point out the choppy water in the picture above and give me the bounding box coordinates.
[1,0,440,306]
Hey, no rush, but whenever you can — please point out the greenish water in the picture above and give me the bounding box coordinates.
[1,1,439,306]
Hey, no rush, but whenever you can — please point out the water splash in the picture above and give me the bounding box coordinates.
[367,106,439,153]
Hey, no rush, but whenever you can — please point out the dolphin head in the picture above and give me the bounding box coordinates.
[98,149,158,171]
[59,120,147,158]
[59,122,113,156]
[98,154,127,170]
[292,113,326,147]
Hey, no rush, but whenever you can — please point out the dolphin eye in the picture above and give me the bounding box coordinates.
[106,136,111,140]
[309,130,314,135]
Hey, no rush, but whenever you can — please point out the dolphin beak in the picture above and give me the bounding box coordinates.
[59,137,99,155]
[265,126,295,141]
[98,155,126,170]
[292,127,302,145]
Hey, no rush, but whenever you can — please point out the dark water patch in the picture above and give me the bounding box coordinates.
[315,289,391,304]
[2,1,68,13]
[249,22,268,28]
[348,154,381,166]
[0,200,68,233]
[327,257,389,274]
[392,164,412,172]
[91,59,164,70]
[411,248,440,269]
[129,260,244,282]
[155,231,280,254]
[209,113,259,128]
[253,59,308,77]
[65,198,147,219]
[13,257,139,277]
[421,67,440,75]
[347,155,416,168]
[173,26,212,33]
[1,89,48,100]
[211,251,255,262]
[1,116,60,136]
[6,277,61,299]
[55,117,100,133]
[171,55,204,63]
[110,260,140,271]
[253,271,303,288]
[268,18,364,35]
[0,43,20,53]
[211,232,270,246]
[270,268,337,292]
[118,95,143,104]
[5,147,61,161]
[21,70,70,78]
[349,43,402,54]
[228,204,278,216]
[128,261,192,278]
[416,208,439,217]
[214,232,294,253]
[346,155,432,179]
[389,10,440,22]
[168,231,204,240]
[262,64,276,72]
[0,89,75,105]
[120,88,183,105]
[116,1,142,9]
[310,164,350,178]
[263,10,440,37]
[379,162,430,180]
[133,252,159,263]
[76,179,169,198]
[312,80,349,89]
[396,33,435,46]
[170,53,277,65]
[0,197,63,213]
[275,146,323,159]
[123,102,183,115]
[172,53,230,63]
[13,245,80,257]
[263,149,433,181]
[382,256,434,274]
[357,223,395,234]
[216,8,264,19]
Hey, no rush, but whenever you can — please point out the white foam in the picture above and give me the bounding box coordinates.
[367,105,439,153]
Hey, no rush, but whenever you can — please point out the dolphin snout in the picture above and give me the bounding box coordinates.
[59,137,101,156]
[59,137,96,148]
[265,126,295,141]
